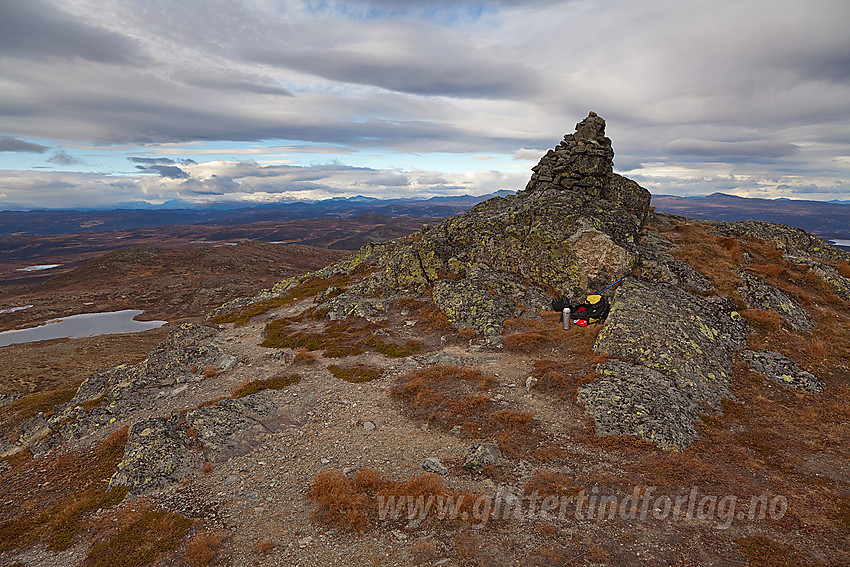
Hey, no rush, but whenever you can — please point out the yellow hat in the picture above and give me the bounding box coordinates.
[586,294,602,304]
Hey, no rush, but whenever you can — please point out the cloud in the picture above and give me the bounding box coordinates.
[0,138,49,153]
[248,41,542,99]
[135,165,190,179]
[0,0,141,64]
[665,139,801,159]
[0,159,528,209]
[0,0,848,205]
[48,150,83,165]
[129,157,197,166]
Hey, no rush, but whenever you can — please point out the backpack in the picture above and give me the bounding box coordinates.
[552,294,610,325]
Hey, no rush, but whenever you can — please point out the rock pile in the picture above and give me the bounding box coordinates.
[317,113,652,336]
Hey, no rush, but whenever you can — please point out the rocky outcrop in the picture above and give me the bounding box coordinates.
[580,279,748,450]
[737,270,814,331]
[316,113,652,336]
[740,350,824,394]
[212,113,651,337]
[578,360,700,450]
[712,220,850,262]
[110,413,203,493]
[789,258,850,301]
[2,323,236,458]
[110,390,301,493]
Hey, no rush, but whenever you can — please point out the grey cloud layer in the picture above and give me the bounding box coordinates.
[0,0,141,64]
[0,0,848,205]
[0,138,49,153]
[0,161,528,208]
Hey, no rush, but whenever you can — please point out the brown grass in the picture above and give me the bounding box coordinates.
[393,296,456,334]
[502,316,575,353]
[262,316,377,358]
[0,426,130,553]
[307,468,481,533]
[392,366,548,458]
[664,222,744,294]
[327,364,383,383]
[1,387,77,437]
[253,539,276,555]
[186,530,223,567]
[213,274,350,325]
[84,508,193,567]
[231,373,301,398]
[523,471,580,498]
[734,536,809,567]
[292,348,316,365]
[366,335,423,358]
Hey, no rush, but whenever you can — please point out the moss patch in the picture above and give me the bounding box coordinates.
[231,374,301,398]
[213,274,350,325]
[85,509,193,567]
[327,364,382,383]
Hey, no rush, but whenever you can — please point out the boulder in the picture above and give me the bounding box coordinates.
[740,350,824,394]
[585,279,748,449]
[422,457,449,475]
[737,270,814,331]
[578,360,699,450]
[463,443,501,473]
[110,413,203,494]
[712,220,849,262]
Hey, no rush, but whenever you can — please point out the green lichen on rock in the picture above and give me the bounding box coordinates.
[587,279,748,449]
[740,350,824,394]
[737,270,814,331]
[26,323,234,456]
[313,113,651,336]
[109,412,202,494]
[712,220,850,262]
[578,360,700,450]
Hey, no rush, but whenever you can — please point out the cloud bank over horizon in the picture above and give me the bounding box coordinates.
[0,0,848,208]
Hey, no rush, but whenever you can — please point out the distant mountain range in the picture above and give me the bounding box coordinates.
[2,190,849,243]
[651,193,850,241]
[0,192,512,236]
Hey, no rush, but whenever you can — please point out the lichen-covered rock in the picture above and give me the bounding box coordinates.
[186,391,294,463]
[429,268,548,336]
[586,279,748,449]
[740,350,824,394]
[0,393,20,408]
[578,360,699,450]
[638,248,712,292]
[463,443,501,472]
[422,457,448,475]
[737,270,814,331]
[432,279,517,336]
[788,258,850,301]
[249,113,650,337]
[712,220,850,262]
[110,391,298,493]
[110,413,203,494]
[21,324,234,456]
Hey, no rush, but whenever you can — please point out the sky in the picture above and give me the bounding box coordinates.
[0,0,849,209]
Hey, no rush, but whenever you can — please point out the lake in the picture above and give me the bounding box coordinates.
[0,309,167,348]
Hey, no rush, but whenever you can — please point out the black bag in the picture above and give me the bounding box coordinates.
[553,294,610,324]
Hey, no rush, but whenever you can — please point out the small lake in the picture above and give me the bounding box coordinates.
[0,310,167,348]
[16,264,62,272]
